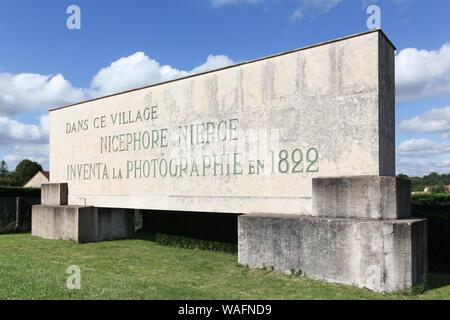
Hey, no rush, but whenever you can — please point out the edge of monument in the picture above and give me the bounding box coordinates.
[49,29,395,113]
[239,213,426,224]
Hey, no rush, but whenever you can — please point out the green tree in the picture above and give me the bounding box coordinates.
[0,176,14,186]
[0,160,8,177]
[432,182,447,194]
[424,172,439,186]
[13,159,43,186]
[0,160,14,186]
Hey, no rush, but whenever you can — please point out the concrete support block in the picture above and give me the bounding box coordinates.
[41,183,68,206]
[312,176,411,219]
[32,205,85,241]
[238,214,427,293]
[32,205,134,243]
[91,208,135,242]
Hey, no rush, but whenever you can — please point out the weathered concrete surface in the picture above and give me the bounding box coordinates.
[32,205,134,243]
[378,33,396,176]
[91,208,135,242]
[48,30,395,215]
[238,214,427,293]
[312,176,411,219]
[41,183,68,206]
[32,205,83,241]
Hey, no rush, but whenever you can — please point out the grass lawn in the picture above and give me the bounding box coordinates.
[0,233,449,300]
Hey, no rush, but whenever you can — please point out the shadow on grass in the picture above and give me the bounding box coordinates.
[133,230,156,241]
[0,229,30,236]
[132,231,450,293]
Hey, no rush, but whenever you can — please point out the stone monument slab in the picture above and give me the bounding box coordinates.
[238,213,427,293]
[32,30,428,293]
[49,30,395,215]
[312,176,411,220]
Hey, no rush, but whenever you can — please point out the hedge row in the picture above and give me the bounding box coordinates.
[0,187,41,198]
[412,193,450,206]
[411,194,450,273]
[155,233,237,254]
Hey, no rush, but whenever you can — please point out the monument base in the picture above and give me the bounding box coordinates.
[238,214,427,293]
[32,205,134,243]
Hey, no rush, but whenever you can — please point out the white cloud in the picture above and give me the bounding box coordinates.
[289,0,342,21]
[397,108,450,175]
[0,115,49,145]
[0,52,234,167]
[0,53,235,116]
[90,52,234,97]
[211,0,412,22]
[396,138,450,175]
[396,157,450,176]
[89,52,188,98]
[290,8,304,21]
[190,55,235,74]
[399,106,450,136]
[397,138,450,157]
[209,0,342,21]
[396,43,450,102]
[0,72,86,116]
[4,144,49,170]
[0,115,49,169]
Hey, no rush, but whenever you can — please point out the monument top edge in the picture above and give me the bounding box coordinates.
[49,29,394,113]
[312,175,403,179]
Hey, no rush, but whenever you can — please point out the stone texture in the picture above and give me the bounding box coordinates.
[39,30,427,294]
[48,30,395,215]
[378,33,396,176]
[32,205,134,243]
[41,183,68,206]
[238,214,427,293]
[32,205,82,241]
[312,176,411,219]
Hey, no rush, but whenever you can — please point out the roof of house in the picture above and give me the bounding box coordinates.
[22,170,50,187]
[41,171,50,179]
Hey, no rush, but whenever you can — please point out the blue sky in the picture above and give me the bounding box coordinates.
[0,0,449,176]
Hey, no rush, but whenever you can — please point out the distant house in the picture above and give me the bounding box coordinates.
[423,186,432,193]
[23,171,49,188]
